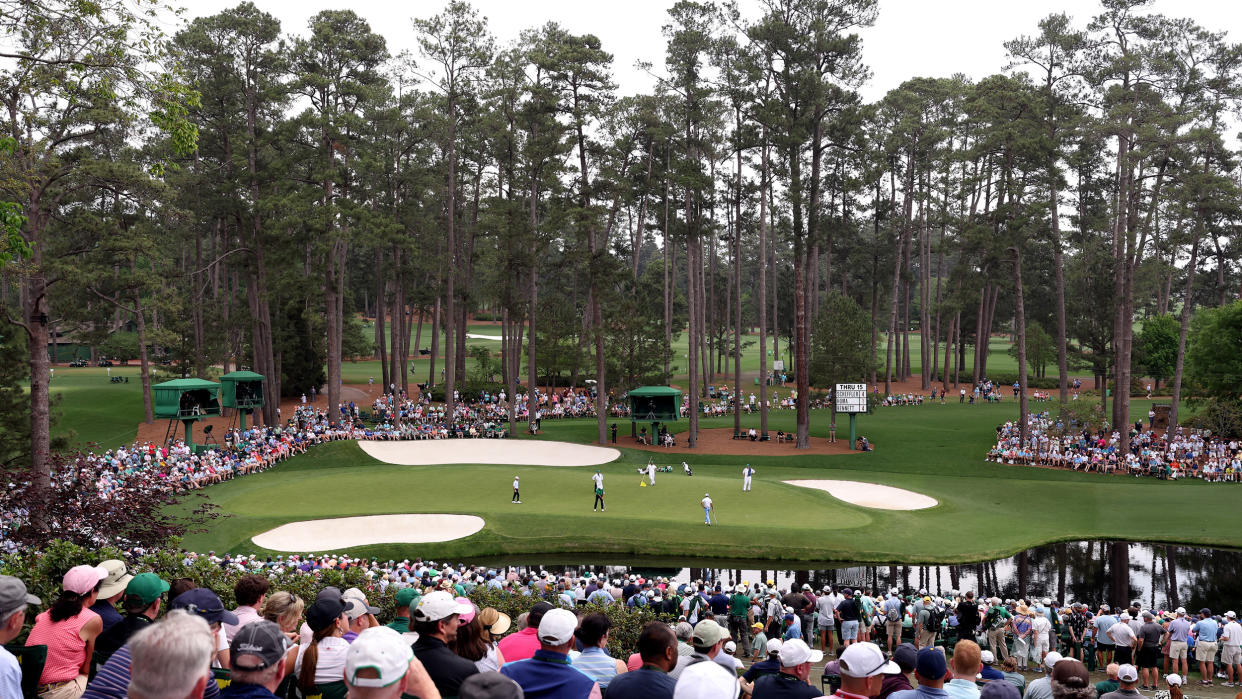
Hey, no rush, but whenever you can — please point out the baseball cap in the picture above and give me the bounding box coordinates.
[413,591,472,623]
[62,564,109,596]
[981,679,1021,699]
[1200,608,1212,616]
[981,650,995,664]
[915,648,947,679]
[125,573,170,606]
[893,643,917,673]
[1117,664,1139,683]
[537,608,577,645]
[751,622,764,631]
[1227,611,1237,619]
[1043,651,1064,670]
[346,626,413,688]
[779,639,824,666]
[97,559,134,598]
[344,599,372,622]
[0,576,40,615]
[1175,607,1186,615]
[766,639,783,656]
[839,642,899,677]
[460,672,525,699]
[170,588,240,625]
[692,620,730,647]
[676,660,742,699]
[343,588,380,613]
[1166,674,1183,686]
[395,587,420,607]
[231,620,289,671]
[455,597,476,624]
[843,588,854,596]
[307,597,347,632]
[724,640,737,654]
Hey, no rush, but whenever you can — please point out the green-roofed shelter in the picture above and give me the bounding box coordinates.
[221,370,265,430]
[627,386,682,422]
[153,378,220,451]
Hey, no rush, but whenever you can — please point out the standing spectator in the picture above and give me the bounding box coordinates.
[1107,613,1136,666]
[1094,606,1116,670]
[1191,608,1219,687]
[223,574,270,642]
[1220,610,1241,687]
[26,564,108,699]
[883,592,905,655]
[0,575,41,699]
[125,610,215,699]
[89,560,132,633]
[94,573,169,662]
[607,622,677,699]
[411,591,479,696]
[1032,608,1056,667]
[837,588,861,647]
[502,608,600,699]
[956,593,980,646]
[1165,608,1192,678]
[1134,612,1162,689]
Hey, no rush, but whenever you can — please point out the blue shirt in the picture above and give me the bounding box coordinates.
[501,649,598,699]
[0,645,21,699]
[572,647,620,688]
[945,678,981,699]
[606,666,676,699]
[1168,618,1191,642]
[1193,618,1219,642]
[891,685,952,699]
[981,666,1006,681]
[1095,615,1116,645]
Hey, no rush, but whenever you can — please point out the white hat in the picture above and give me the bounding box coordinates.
[766,639,783,655]
[674,660,741,699]
[838,642,899,677]
[724,640,737,654]
[779,639,824,667]
[1166,674,1183,686]
[1119,612,1131,620]
[346,627,412,688]
[1176,607,1186,615]
[1044,651,1064,670]
[537,608,577,645]
[412,591,472,622]
[1043,598,1052,605]
[1117,664,1139,683]
[980,650,995,664]
[1227,611,1237,618]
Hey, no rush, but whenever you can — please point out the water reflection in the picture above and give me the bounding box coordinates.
[466,541,1242,613]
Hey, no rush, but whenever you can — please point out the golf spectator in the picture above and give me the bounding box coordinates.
[607,622,678,699]
[1098,664,1140,699]
[1162,674,1184,699]
[572,612,627,689]
[1049,659,1092,699]
[294,596,350,694]
[981,682,1021,699]
[1135,611,1163,689]
[498,601,554,662]
[456,606,510,673]
[884,591,905,654]
[956,593,980,645]
[1000,657,1025,691]
[223,620,289,698]
[1023,652,1063,699]
[412,590,479,696]
[751,638,823,699]
[1220,610,1241,687]
[984,598,1012,662]
[346,626,441,699]
[1192,608,1219,686]
[831,641,900,699]
[386,587,419,633]
[671,619,731,679]
[502,607,600,698]
[1107,614,1135,666]
[1094,663,1119,697]
[26,563,108,699]
[1094,606,1116,669]
[980,650,1005,681]
[947,640,983,699]
[1032,606,1054,666]
[819,588,839,652]
[125,610,215,699]
[258,590,304,644]
[89,560,132,632]
[879,643,917,699]
[1166,608,1191,677]
[891,647,948,699]
[94,572,169,662]
[0,575,41,699]
[83,587,234,699]
[837,588,861,647]
[223,574,270,641]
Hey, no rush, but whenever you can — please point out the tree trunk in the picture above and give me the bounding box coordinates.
[1168,225,1201,437]
[376,249,388,390]
[1014,247,1029,445]
[758,130,770,437]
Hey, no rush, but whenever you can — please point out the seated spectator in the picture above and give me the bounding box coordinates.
[751,638,824,699]
[223,574,270,642]
[26,564,109,699]
[502,608,600,698]
[0,575,41,699]
[412,591,479,696]
[94,573,169,663]
[89,560,132,632]
[295,596,350,695]
[608,622,677,699]
[498,601,553,663]
[572,612,627,689]
[125,610,216,699]
[345,626,440,699]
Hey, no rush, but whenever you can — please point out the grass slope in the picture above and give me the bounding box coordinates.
[180,399,1238,564]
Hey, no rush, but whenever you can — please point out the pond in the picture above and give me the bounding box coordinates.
[465,540,1242,613]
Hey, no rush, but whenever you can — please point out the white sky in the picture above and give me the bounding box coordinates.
[182,0,1242,104]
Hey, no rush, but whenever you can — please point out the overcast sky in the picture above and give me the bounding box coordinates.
[182,0,1242,104]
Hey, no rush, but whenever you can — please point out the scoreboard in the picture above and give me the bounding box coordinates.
[835,383,868,413]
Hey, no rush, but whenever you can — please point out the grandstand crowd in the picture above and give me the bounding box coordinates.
[5,556,1242,699]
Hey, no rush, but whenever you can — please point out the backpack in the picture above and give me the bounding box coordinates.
[986,608,1005,630]
[926,608,945,633]
[886,603,901,623]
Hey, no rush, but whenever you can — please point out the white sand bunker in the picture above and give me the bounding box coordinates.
[783,480,938,510]
[252,514,485,551]
[359,439,620,467]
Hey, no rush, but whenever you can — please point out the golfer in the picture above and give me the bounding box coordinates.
[646,460,656,487]
[682,461,692,476]
[512,475,521,504]
[743,464,755,491]
[592,470,605,512]
[701,493,714,526]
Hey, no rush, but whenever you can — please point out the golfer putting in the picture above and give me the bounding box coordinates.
[701,492,714,526]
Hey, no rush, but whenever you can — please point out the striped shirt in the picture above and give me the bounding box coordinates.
[572,646,620,688]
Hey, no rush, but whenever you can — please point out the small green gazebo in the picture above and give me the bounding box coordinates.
[220,370,265,430]
[153,378,220,450]
[627,386,683,440]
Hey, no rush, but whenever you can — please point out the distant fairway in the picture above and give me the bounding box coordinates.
[179,401,1241,564]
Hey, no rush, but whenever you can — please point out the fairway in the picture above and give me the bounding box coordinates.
[181,400,1242,564]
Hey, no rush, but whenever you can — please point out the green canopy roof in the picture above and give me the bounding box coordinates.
[628,386,682,397]
[220,371,264,381]
[153,378,220,390]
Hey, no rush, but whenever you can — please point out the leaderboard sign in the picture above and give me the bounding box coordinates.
[835,384,868,413]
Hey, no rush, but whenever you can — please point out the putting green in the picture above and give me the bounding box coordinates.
[178,402,1242,563]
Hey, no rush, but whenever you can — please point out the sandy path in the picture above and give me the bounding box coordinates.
[783,479,938,510]
[251,514,485,551]
[359,439,620,467]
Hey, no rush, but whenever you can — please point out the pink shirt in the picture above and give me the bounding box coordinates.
[497,627,541,663]
[26,608,99,684]
[223,605,262,642]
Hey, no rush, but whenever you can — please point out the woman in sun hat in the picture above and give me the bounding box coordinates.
[25,564,109,699]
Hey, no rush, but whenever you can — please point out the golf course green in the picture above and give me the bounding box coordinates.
[179,400,1239,564]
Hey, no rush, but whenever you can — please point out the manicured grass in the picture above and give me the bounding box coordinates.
[179,398,1240,564]
[39,366,147,449]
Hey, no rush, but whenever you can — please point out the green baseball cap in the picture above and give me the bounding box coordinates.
[395,587,420,607]
[125,573,170,606]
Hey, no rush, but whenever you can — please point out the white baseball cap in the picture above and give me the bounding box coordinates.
[838,642,899,677]
[412,590,472,622]
[1227,611,1237,619]
[779,639,825,667]
[1117,664,1139,683]
[1166,674,1183,686]
[766,639,784,655]
[1044,651,1064,670]
[1176,607,1186,615]
[724,640,737,654]
[538,608,578,645]
[981,650,995,664]
[346,627,413,688]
